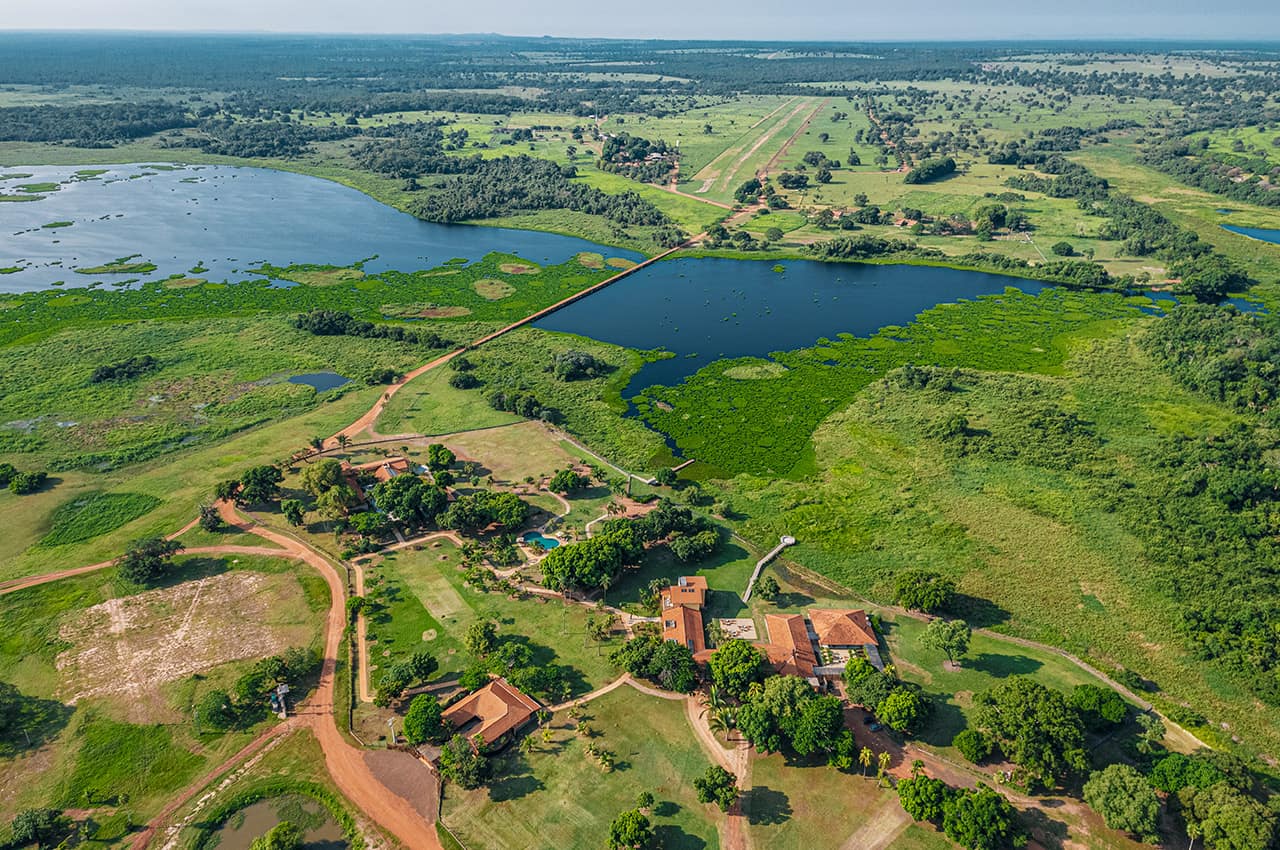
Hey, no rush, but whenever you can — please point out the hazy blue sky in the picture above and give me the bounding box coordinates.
[4,0,1276,40]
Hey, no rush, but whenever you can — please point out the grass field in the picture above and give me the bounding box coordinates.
[442,685,721,850]
[0,553,327,834]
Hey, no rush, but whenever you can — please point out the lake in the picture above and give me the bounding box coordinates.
[1222,224,1280,244]
[0,163,643,293]
[210,796,345,850]
[535,257,1047,393]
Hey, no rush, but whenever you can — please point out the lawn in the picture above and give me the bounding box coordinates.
[376,364,521,437]
[442,685,722,850]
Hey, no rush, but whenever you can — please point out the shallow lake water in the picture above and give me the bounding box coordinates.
[1221,223,1280,244]
[536,257,1048,392]
[0,163,643,292]
[211,796,345,850]
[289,372,351,392]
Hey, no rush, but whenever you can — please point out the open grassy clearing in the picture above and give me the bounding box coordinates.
[442,685,721,850]
[0,553,327,833]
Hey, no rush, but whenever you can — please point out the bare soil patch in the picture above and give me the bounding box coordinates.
[55,571,314,720]
[473,279,516,300]
[576,252,605,269]
[498,262,540,275]
[163,277,206,289]
[383,304,472,319]
[605,258,637,269]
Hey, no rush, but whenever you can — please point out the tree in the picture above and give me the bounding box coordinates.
[371,475,447,526]
[198,504,221,532]
[942,787,1023,850]
[753,574,781,601]
[426,443,455,471]
[438,734,487,789]
[878,687,926,734]
[790,695,846,755]
[1083,764,1160,842]
[973,677,1087,788]
[10,809,66,849]
[608,809,655,850]
[694,765,739,811]
[1069,684,1128,729]
[859,746,874,778]
[922,618,971,664]
[707,639,765,701]
[549,468,590,494]
[952,729,992,763]
[1150,752,1227,794]
[281,499,306,527]
[898,775,951,823]
[249,821,302,850]
[552,350,609,381]
[315,485,359,520]
[654,467,677,487]
[1051,241,1076,256]
[1180,783,1278,850]
[610,635,698,693]
[894,570,956,612]
[1136,713,1166,755]
[300,458,345,496]
[636,790,654,811]
[8,471,47,495]
[403,693,445,744]
[239,465,284,504]
[350,511,389,539]
[117,537,184,585]
[214,478,240,502]
[465,620,498,657]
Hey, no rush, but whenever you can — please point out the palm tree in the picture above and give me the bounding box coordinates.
[1187,822,1202,850]
[876,751,892,787]
[337,434,350,452]
[309,436,325,455]
[910,759,925,779]
[859,747,874,778]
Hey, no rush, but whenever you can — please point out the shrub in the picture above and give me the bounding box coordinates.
[952,729,992,763]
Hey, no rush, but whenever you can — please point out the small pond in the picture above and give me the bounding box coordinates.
[521,531,561,550]
[1221,224,1280,244]
[289,372,350,392]
[210,796,345,850]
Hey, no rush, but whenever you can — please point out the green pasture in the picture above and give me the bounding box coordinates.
[442,685,721,850]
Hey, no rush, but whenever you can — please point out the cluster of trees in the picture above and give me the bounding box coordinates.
[548,467,590,494]
[441,489,529,535]
[182,119,359,158]
[438,733,488,789]
[1140,139,1280,208]
[0,102,188,144]
[551,349,610,381]
[290,309,448,347]
[461,620,573,701]
[374,649,438,706]
[903,157,957,185]
[0,463,48,496]
[8,808,69,849]
[844,655,929,734]
[370,473,448,527]
[90,354,158,383]
[598,132,676,182]
[1004,155,1110,200]
[402,692,446,745]
[217,464,284,505]
[897,775,1024,850]
[894,569,957,613]
[1145,305,1280,415]
[485,388,559,423]
[540,525,642,592]
[294,457,360,521]
[609,633,699,693]
[406,155,678,232]
[197,648,319,729]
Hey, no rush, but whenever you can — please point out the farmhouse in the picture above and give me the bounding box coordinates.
[340,456,413,505]
[661,576,708,654]
[441,677,540,748]
[756,609,883,686]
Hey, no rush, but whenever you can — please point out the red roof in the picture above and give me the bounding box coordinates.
[441,677,540,746]
[809,609,877,648]
[761,614,817,679]
[663,604,706,654]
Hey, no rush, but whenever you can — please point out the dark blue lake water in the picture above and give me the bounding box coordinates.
[0,163,642,292]
[536,257,1047,392]
[1222,224,1280,244]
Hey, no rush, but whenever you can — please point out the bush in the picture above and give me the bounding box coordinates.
[1051,241,1075,256]
[952,729,992,763]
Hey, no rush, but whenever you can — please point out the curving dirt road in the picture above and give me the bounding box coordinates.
[0,545,290,597]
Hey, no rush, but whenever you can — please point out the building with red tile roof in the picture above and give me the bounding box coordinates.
[441,677,540,747]
[661,576,708,654]
[762,614,818,684]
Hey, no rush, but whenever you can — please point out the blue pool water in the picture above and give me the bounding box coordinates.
[521,531,560,549]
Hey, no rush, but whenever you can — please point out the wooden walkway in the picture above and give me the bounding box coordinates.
[741,535,795,602]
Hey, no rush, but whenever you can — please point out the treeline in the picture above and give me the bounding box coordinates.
[181,120,359,158]
[290,309,449,347]
[0,102,189,145]
[1140,139,1280,208]
[406,155,678,232]
[1004,155,1110,200]
[988,121,1136,165]
[903,157,956,185]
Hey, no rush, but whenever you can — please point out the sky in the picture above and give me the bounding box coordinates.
[3,0,1277,41]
